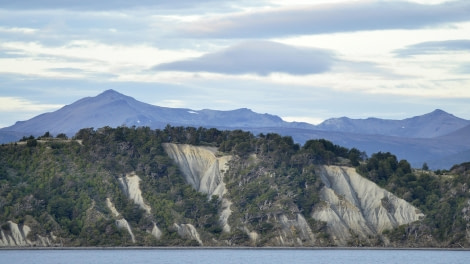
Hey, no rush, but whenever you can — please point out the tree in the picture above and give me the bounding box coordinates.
[348,148,362,166]
[56,133,68,139]
[41,131,51,138]
[422,162,429,171]
[26,138,37,147]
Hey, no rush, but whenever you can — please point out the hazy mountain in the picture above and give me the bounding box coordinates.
[0,130,23,144]
[437,123,470,145]
[246,126,470,169]
[0,89,314,138]
[316,109,470,138]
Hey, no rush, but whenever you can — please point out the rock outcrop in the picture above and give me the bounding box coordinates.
[117,172,164,241]
[163,143,231,197]
[312,165,424,245]
[275,213,315,246]
[106,198,136,243]
[118,172,151,214]
[0,221,52,247]
[151,223,162,240]
[173,223,203,245]
[163,143,233,232]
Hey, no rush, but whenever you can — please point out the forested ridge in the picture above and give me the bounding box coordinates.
[1,126,469,247]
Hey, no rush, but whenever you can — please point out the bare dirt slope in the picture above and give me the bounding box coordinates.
[312,165,424,245]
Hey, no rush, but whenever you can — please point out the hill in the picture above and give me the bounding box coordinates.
[1,126,469,247]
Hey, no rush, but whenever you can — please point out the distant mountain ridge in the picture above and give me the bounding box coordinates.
[0,89,469,169]
[316,109,470,138]
[1,89,314,137]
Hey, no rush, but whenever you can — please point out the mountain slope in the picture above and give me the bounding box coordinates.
[316,109,470,138]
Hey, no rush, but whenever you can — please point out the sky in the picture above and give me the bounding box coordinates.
[1,0,469,128]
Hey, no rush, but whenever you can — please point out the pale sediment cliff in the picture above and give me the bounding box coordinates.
[0,221,53,247]
[163,143,231,197]
[312,165,424,245]
[173,223,203,245]
[116,173,163,241]
[118,172,152,214]
[274,213,316,246]
[106,197,136,243]
[164,143,317,246]
[163,143,233,232]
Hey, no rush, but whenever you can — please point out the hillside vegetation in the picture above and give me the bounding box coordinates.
[0,126,469,247]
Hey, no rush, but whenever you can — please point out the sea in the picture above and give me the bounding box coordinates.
[1,248,469,264]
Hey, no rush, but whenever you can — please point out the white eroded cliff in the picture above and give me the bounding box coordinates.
[106,197,136,243]
[117,173,164,240]
[163,143,231,197]
[312,165,424,245]
[118,172,152,214]
[151,223,162,240]
[173,223,203,245]
[163,143,233,232]
[274,213,316,246]
[0,221,52,247]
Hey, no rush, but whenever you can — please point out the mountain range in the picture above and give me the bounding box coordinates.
[1,89,469,169]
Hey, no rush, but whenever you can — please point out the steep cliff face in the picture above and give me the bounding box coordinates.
[312,165,424,245]
[173,223,203,245]
[163,143,233,232]
[116,173,164,241]
[163,143,231,197]
[0,221,53,247]
[106,198,136,243]
[118,172,152,214]
[273,213,316,246]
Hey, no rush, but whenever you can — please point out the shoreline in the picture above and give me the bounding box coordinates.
[1,246,469,251]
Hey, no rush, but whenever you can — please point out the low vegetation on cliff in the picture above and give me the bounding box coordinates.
[0,126,469,247]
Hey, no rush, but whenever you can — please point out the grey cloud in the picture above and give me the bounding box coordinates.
[0,9,151,46]
[178,1,470,38]
[0,0,223,11]
[0,48,27,58]
[152,41,335,75]
[456,64,470,74]
[394,39,470,57]
[48,67,92,73]
[47,68,118,79]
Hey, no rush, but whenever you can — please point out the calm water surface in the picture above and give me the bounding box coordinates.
[2,249,469,264]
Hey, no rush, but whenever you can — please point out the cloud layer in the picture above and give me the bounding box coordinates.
[1,0,470,127]
[178,1,470,38]
[153,41,335,75]
[0,0,223,10]
[394,39,470,57]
